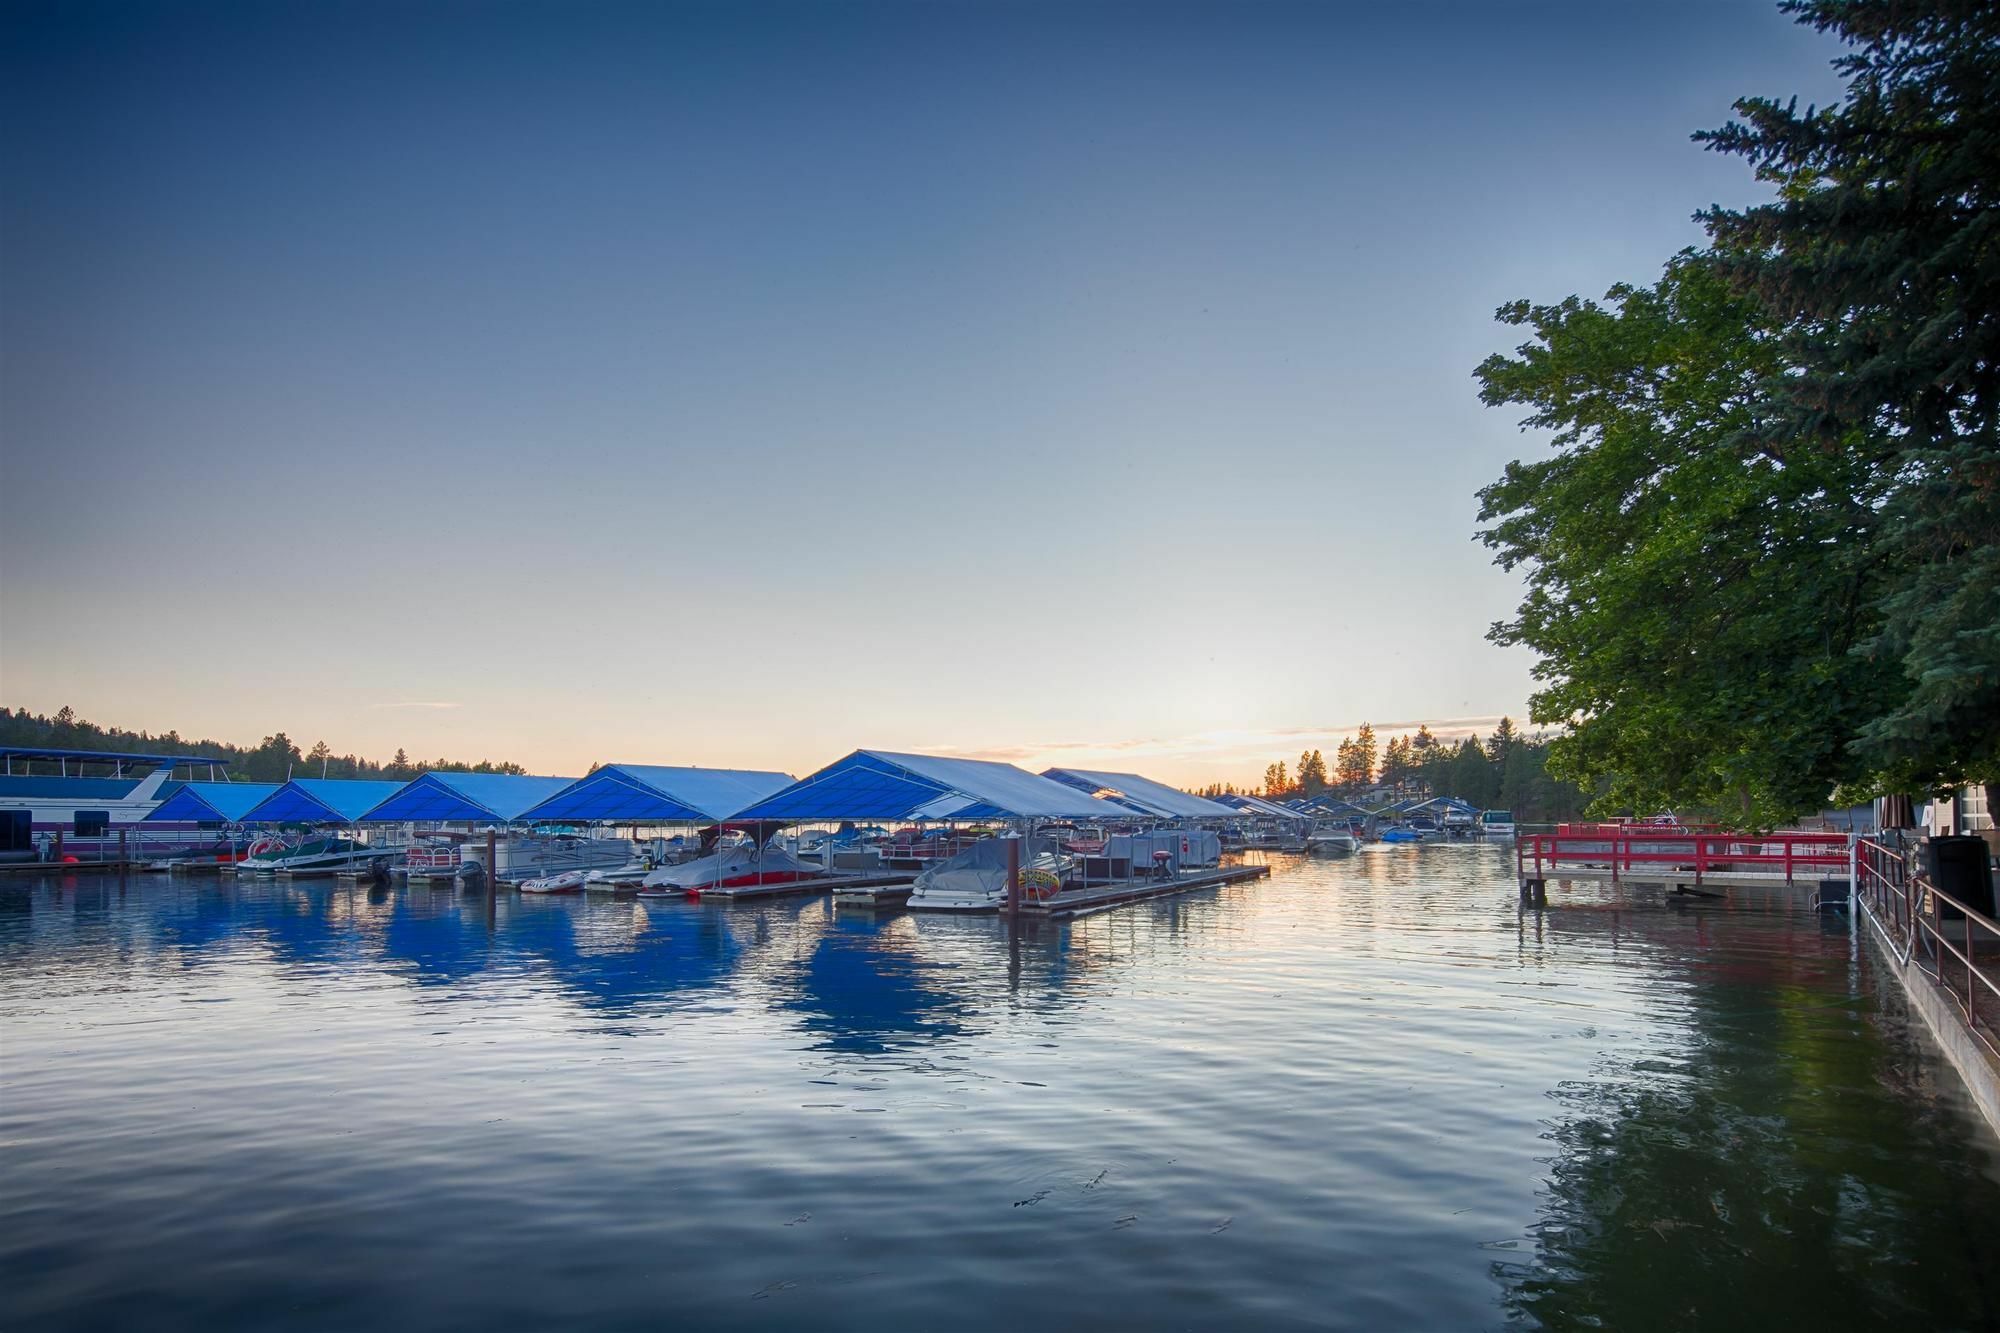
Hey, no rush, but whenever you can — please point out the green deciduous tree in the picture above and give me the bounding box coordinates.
[1477,254,1892,826]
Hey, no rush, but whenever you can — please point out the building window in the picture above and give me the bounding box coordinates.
[1961,785,1992,833]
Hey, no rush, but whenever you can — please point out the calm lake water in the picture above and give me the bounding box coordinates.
[5,848,2000,1331]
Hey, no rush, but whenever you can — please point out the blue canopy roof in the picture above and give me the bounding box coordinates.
[240,779,408,824]
[358,772,575,823]
[146,782,281,823]
[733,750,1122,822]
[518,765,796,824]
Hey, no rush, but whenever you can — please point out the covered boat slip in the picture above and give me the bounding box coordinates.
[135,781,282,870]
[504,765,805,891]
[355,772,638,884]
[721,750,1121,903]
[208,779,410,878]
[728,751,1264,912]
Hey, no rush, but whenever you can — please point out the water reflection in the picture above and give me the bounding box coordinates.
[1501,893,2000,1329]
[0,875,1113,1038]
[6,854,2000,1331]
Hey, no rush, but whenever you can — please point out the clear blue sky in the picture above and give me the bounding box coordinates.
[0,1,1844,785]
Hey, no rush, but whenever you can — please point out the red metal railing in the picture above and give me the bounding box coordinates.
[1518,828,1850,886]
[1856,837,2000,1062]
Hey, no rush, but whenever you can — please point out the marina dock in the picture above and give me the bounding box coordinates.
[1516,828,1852,901]
[1028,862,1270,917]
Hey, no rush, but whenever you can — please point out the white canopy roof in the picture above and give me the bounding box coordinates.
[1040,768,1236,819]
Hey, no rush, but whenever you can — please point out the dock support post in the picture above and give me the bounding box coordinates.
[1006,837,1021,918]
[485,829,498,922]
[1520,877,1546,907]
[53,829,62,864]
[119,827,127,866]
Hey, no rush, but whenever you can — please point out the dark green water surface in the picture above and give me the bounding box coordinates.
[3,846,1998,1330]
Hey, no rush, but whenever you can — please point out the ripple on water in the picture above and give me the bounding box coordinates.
[3,851,2000,1330]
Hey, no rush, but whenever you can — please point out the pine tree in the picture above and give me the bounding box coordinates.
[1698,0,2000,794]
[1486,716,1518,764]
[1340,723,1377,788]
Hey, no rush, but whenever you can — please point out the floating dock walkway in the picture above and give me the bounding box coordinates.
[1028,862,1270,918]
[1517,828,1852,902]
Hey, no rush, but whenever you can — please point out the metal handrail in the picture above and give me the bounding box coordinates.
[1855,837,2000,1063]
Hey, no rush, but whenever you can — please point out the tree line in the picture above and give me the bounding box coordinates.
[0,706,525,784]
[1474,0,1998,827]
[1197,717,1588,823]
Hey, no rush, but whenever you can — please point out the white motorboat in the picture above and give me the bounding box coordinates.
[253,836,399,877]
[1479,810,1518,840]
[636,843,822,897]
[907,836,1070,912]
[520,868,588,894]
[463,832,637,883]
[1306,822,1360,854]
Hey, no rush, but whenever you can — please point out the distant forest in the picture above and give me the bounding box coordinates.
[1198,719,1589,824]
[0,706,525,783]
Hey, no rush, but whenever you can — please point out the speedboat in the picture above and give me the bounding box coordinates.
[1379,826,1426,844]
[1305,822,1360,854]
[636,843,821,898]
[263,836,399,876]
[906,836,1070,912]
[520,868,588,894]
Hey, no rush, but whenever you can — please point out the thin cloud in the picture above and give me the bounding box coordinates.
[365,700,462,711]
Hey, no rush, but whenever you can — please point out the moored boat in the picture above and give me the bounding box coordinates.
[520,868,588,893]
[1305,822,1360,854]
[252,836,399,876]
[906,835,1071,912]
[636,842,821,897]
